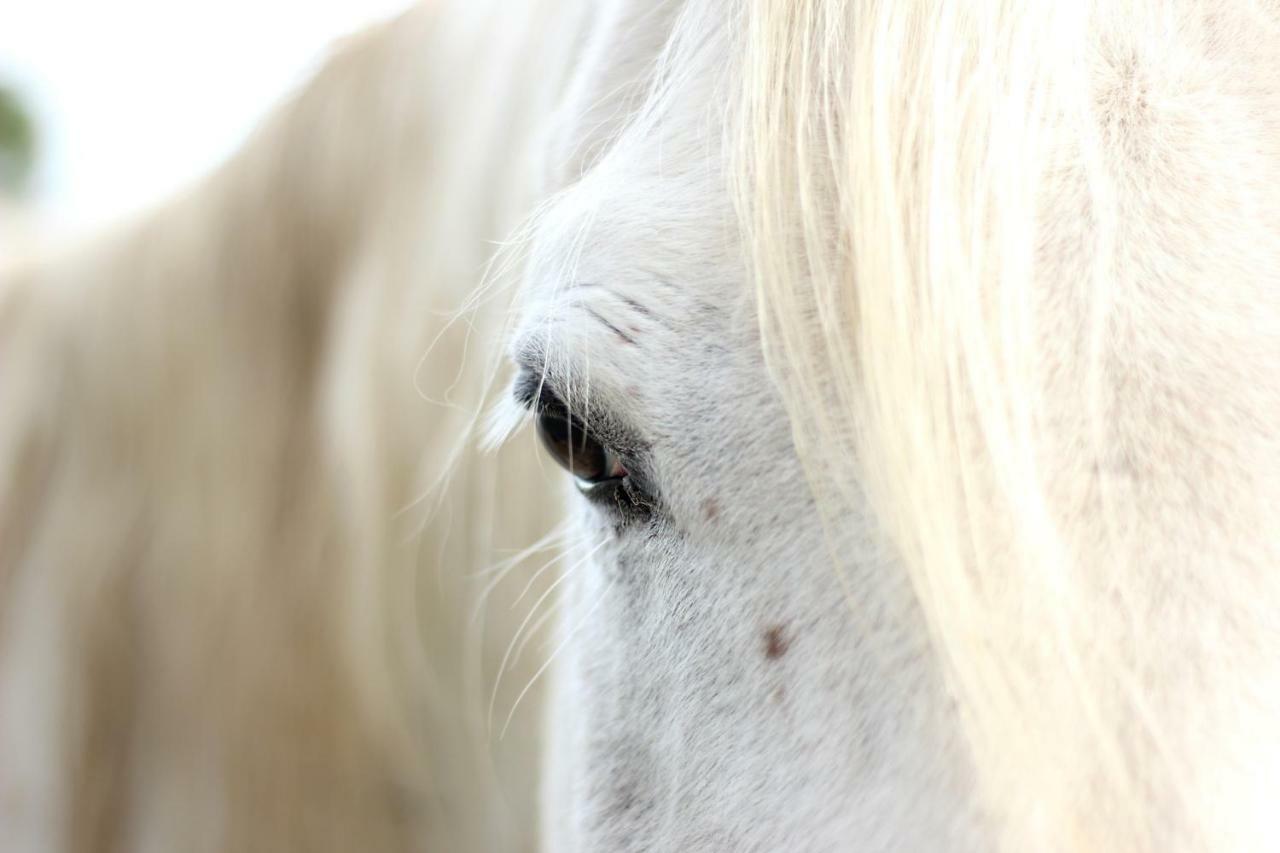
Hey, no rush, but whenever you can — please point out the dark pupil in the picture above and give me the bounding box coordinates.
[537,409,609,482]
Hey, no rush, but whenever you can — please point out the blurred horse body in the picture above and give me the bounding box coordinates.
[0,5,578,851]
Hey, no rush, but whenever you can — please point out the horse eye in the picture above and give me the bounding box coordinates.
[536,409,626,485]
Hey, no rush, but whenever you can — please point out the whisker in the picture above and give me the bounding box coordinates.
[510,545,573,609]
[512,598,561,669]
[468,521,570,581]
[500,581,610,740]
[468,523,572,629]
[487,537,609,736]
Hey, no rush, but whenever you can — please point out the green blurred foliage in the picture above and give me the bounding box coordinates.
[0,86,36,197]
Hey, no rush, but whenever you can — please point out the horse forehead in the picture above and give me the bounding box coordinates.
[521,167,743,365]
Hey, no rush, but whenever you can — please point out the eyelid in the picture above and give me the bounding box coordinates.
[511,367,649,462]
[511,368,551,411]
[511,369,601,443]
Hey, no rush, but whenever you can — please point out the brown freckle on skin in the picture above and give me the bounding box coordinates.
[771,686,786,703]
[763,625,789,661]
[703,498,719,522]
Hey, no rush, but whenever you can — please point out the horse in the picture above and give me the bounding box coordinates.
[5,0,1280,851]
[507,0,1280,850]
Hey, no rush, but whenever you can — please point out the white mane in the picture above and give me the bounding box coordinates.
[737,1,1280,848]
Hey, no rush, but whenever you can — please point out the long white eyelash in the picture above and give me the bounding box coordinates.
[480,391,534,452]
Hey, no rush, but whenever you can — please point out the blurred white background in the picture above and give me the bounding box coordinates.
[0,0,412,232]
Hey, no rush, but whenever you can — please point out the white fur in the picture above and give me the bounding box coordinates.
[512,1,1280,850]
